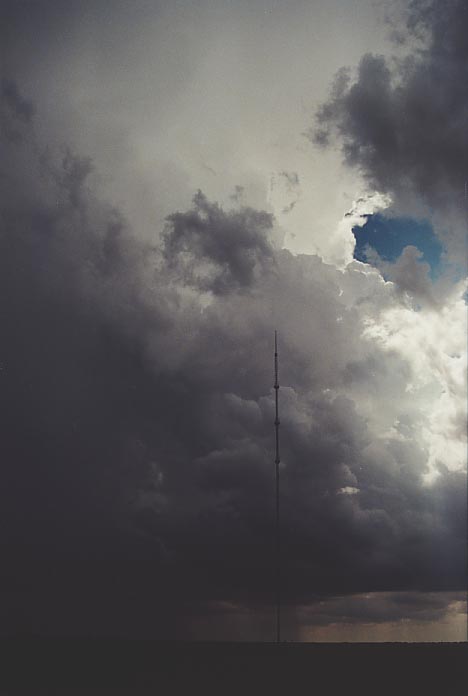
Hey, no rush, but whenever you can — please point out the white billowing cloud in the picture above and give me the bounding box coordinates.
[330,191,392,268]
[361,292,467,482]
[269,175,393,268]
[338,486,360,495]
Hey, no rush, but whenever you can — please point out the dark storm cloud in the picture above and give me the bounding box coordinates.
[0,77,35,142]
[0,81,178,636]
[163,191,275,295]
[311,0,468,255]
[0,78,465,639]
[1,78,35,123]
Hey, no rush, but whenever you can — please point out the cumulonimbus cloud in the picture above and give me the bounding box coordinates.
[0,70,465,638]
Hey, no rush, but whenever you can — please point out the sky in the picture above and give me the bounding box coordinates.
[353,215,443,278]
[0,0,466,641]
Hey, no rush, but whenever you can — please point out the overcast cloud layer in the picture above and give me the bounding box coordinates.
[0,0,466,640]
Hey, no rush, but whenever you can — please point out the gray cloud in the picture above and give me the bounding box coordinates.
[163,190,275,295]
[0,77,35,142]
[363,244,437,307]
[1,77,35,123]
[311,0,468,258]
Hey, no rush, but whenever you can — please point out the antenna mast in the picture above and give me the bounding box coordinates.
[274,330,281,643]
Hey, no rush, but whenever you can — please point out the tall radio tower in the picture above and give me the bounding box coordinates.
[274,330,281,643]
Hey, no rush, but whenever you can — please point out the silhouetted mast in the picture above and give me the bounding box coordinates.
[274,330,281,643]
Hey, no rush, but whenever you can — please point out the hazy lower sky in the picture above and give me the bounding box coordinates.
[0,0,466,641]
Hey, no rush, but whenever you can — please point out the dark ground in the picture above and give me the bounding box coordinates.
[0,640,466,695]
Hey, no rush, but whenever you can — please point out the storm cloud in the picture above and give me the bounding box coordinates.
[312,0,468,260]
[0,61,465,641]
[162,191,276,295]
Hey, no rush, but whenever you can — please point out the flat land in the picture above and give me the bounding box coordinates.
[0,640,466,694]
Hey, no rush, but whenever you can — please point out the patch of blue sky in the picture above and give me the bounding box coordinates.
[353,214,443,280]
